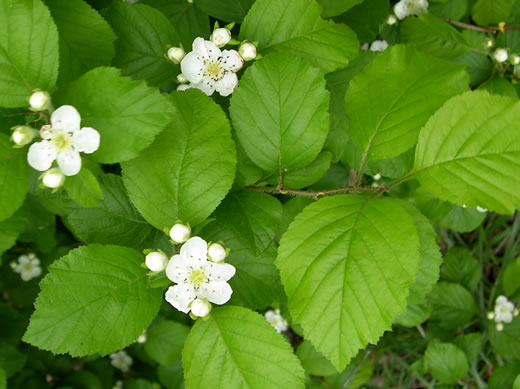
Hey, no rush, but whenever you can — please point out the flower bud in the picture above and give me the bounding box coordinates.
[145,251,169,272]
[369,40,388,52]
[494,48,508,63]
[168,47,185,64]
[210,28,232,47]
[169,223,191,244]
[11,126,36,146]
[511,55,520,65]
[485,38,494,48]
[476,206,487,213]
[208,242,227,263]
[239,42,257,61]
[487,312,495,320]
[29,91,51,112]
[514,308,519,317]
[42,168,65,189]
[177,73,188,83]
[191,298,212,318]
[387,15,397,25]
[496,322,504,331]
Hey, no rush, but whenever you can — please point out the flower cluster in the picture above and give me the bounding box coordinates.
[11,253,41,281]
[488,295,519,331]
[486,44,520,79]
[362,40,389,52]
[265,309,288,333]
[109,351,133,372]
[393,0,428,20]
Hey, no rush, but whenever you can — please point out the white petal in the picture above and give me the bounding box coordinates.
[191,79,216,96]
[200,281,233,305]
[180,52,205,84]
[394,1,408,19]
[180,237,208,261]
[497,295,508,305]
[502,311,513,323]
[18,255,30,265]
[72,127,100,154]
[30,266,42,279]
[206,261,236,282]
[215,73,238,97]
[57,149,82,176]
[221,50,244,72]
[165,284,196,313]
[51,105,81,132]
[21,271,33,281]
[165,254,190,283]
[505,302,515,312]
[27,141,57,171]
[193,37,221,61]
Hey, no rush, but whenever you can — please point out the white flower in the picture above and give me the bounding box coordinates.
[27,105,100,176]
[11,126,37,146]
[42,168,65,189]
[168,47,185,64]
[29,91,51,112]
[485,38,494,48]
[169,223,191,244]
[370,40,389,52]
[190,298,212,318]
[361,43,369,51]
[210,28,232,47]
[494,48,509,63]
[265,309,288,333]
[394,0,428,20]
[373,173,382,181]
[476,206,488,213]
[239,42,257,61]
[208,242,227,263]
[511,55,520,65]
[164,237,236,314]
[497,322,504,331]
[145,251,169,272]
[13,253,42,281]
[136,330,147,344]
[495,295,515,324]
[180,37,244,97]
[387,14,397,25]
[177,73,188,83]
[177,84,191,92]
[110,351,133,372]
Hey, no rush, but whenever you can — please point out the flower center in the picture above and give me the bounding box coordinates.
[190,270,207,285]
[206,62,223,79]
[22,264,33,272]
[53,132,72,150]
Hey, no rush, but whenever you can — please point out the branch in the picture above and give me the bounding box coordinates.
[444,19,520,33]
[245,184,382,199]
[342,350,372,389]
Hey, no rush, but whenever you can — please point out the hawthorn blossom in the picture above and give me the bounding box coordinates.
[136,330,147,344]
[239,42,257,61]
[494,48,509,63]
[165,237,235,317]
[29,91,51,112]
[11,126,37,147]
[394,0,428,20]
[110,351,133,372]
[167,47,185,64]
[27,105,100,176]
[13,253,42,281]
[265,309,288,333]
[42,168,65,189]
[210,28,232,47]
[145,251,169,272]
[180,37,244,97]
[169,223,191,244]
[488,295,518,331]
[370,40,389,52]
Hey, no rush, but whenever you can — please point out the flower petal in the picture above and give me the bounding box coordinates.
[27,141,57,171]
[200,281,233,305]
[51,105,81,132]
[165,254,190,283]
[57,149,82,176]
[165,284,196,313]
[215,72,238,97]
[191,79,216,96]
[221,50,244,73]
[206,262,236,282]
[497,295,508,305]
[192,37,221,61]
[180,52,205,84]
[73,127,100,154]
[180,237,208,262]
[18,255,30,265]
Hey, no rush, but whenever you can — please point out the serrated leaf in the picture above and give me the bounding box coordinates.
[425,341,469,384]
[64,168,103,208]
[454,333,482,364]
[442,205,487,233]
[472,0,514,25]
[0,133,30,222]
[106,2,181,87]
[230,54,329,177]
[23,244,162,356]
[489,318,520,360]
[428,282,476,329]
[182,306,305,389]
[194,0,254,22]
[335,0,389,43]
[394,303,432,327]
[0,209,27,256]
[59,67,175,164]
[489,364,520,389]
[277,195,420,370]
[317,0,364,17]
[47,0,116,86]
[239,0,359,73]
[413,91,520,214]
[296,340,338,377]
[267,152,332,190]
[145,320,190,366]
[440,247,481,292]
[346,45,469,161]
[0,0,59,108]
[504,258,520,296]
[122,90,236,229]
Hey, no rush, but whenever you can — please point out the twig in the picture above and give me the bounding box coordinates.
[342,350,372,389]
[445,19,520,33]
[245,185,382,199]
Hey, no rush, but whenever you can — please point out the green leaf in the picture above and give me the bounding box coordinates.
[0,369,5,389]
[158,361,184,389]
[194,0,255,22]
[64,168,103,208]
[66,174,161,250]
[394,303,432,327]
[0,209,27,256]
[230,54,329,176]
[488,364,520,389]
[277,195,420,370]
[267,152,332,189]
[453,333,482,364]
[504,258,520,296]
[346,45,469,161]
[317,0,364,17]
[515,374,520,389]
[122,90,236,229]
[47,0,116,86]
[441,205,487,233]
[106,2,181,87]
[479,76,518,97]
[145,320,190,366]
[0,341,27,378]
[296,340,338,377]
[23,244,163,356]
[277,197,313,242]
[428,282,476,329]
[182,306,305,389]
[239,0,359,73]
[440,247,481,292]
[0,133,30,222]
[335,0,390,44]
[472,0,514,26]
[413,91,520,214]
[489,317,520,360]
[425,341,469,384]
[0,0,59,108]
[60,67,175,164]
[430,0,469,20]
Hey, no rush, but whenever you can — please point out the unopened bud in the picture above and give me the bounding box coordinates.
[168,47,185,64]
[387,14,397,25]
[511,55,520,65]
[208,242,227,263]
[476,206,487,213]
[11,126,36,146]
[485,38,494,48]
[487,312,495,320]
[29,91,51,112]
[145,251,169,272]
[169,223,191,244]
[239,42,257,61]
[514,308,519,317]
[177,73,188,83]
[496,322,504,331]
[494,48,509,63]
[191,298,211,318]
[42,168,65,189]
[210,28,232,47]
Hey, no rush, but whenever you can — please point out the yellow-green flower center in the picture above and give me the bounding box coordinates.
[206,62,223,78]
[190,270,206,285]
[23,264,33,272]
[53,133,71,150]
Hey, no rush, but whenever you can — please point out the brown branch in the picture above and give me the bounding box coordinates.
[444,19,520,33]
[245,185,383,199]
